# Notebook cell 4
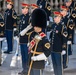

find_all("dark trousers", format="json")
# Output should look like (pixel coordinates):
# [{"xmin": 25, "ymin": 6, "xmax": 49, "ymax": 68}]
[
  {"xmin": 51, "ymin": 52, "xmax": 63, "ymax": 75},
  {"xmin": 63, "ymin": 45, "xmax": 68, "ymax": 68},
  {"xmin": 5, "ymin": 30, "xmax": 13, "ymax": 52},
  {"xmin": 63, "ymin": 53, "xmax": 68, "ymax": 68},
  {"xmin": 72, "ymin": 30, "xmax": 74, "ymax": 44},
  {"xmin": 67, "ymin": 44, "xmax": 72, "ymax": 55},
  {"xmin": 30, "ymin": 69, "xmax": 43, "ymax": 75},
  {"xmin": 20, "ymin": 44, "xmax": 28, "ymax": 72}
]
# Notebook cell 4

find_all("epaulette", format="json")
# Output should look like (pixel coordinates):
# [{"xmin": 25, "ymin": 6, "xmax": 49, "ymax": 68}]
[{"xmin": 39, "ymin": 32, "xmax": 46, "ymax": 38}]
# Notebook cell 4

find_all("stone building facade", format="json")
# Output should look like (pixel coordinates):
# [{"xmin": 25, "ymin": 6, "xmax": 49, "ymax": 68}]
[
  {"xmin": 0, "ymin": 0, "xmax": 36, "ymax": 14},
  {"xmin": 0, "ymin": 0, "xmax": 66, "ymax": 14}
]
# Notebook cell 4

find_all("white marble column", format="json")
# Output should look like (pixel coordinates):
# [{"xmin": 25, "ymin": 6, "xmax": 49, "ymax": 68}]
[{"xmin": 3, "ymin": 0, "xmax": 6, "ymax": 11}]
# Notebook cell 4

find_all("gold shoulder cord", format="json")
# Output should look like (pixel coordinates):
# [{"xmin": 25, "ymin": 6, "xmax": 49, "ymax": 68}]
[
  {"xmin": 45, "ymin": 1, "xmax": 51, "ymax": 11},
  {"xmin": 72, "ymin": 2, "xmax": 76, "ymax": 18},
  {"xmin": 67, "ymin": 7, "xmax": 73, "ymax": 27},
  {"xmin": 61, "ymin": 25, "xmax": 64, "ymax": 35},
  {"xmin": 0, "ymin": 14, "xmax": 4, "ymax": 19},
  {"xmin": 45, "ymin": 0, "xmax": 47, "ymax": 8},
  {"xmin": 12, "ymin": 9, "xmax": 17, "ymax": 19},
  {"xmin": 27, "ymin": 31, "xmax": 34, "ymax": 43},
  {"xmin": 45, "ymin": 43, "xmax": 50, "ymax": 49},
  {"xmin": 67, "ymin": 19, "xmax": 70, "ymax": 27}
]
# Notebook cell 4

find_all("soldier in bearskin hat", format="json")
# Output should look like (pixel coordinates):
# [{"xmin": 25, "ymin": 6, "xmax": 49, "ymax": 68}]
[{"xmin": 27, "ymin": 8, "xmax": 51, "ymax": 75}]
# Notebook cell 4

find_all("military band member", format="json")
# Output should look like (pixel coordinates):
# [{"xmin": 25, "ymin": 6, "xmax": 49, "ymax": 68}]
[
  {"xmin": 60, "ymin": 6, "xmax": 69, "ymax": 26},
  {"xmin": 0, "ymin": 13, "xmax": 5, "ymax": 50},
  {"xmin": 49, "ymin": 11, "xmax": 68, "ymax": 75},
  {"xmin": 65, "ymin": 0, "xmax": 74, "ymax": 14},
  {"xmin": 4, "ymin": 0, "xmax": 17, "ymax": 54},
  {"xmin": 0, "ymin": 14, "xmax": 5, "ymax": 38},
  {"xmin": 60, "ymin": 6, "xmax": 69, "ymax": 69},
  {"xmin": 65, "ymin": 0, "xmax": 76, "ymax": 25},
  {"xmin": 67, "ymin": 19, "xmax": 74, "ymax": 55},
  {"xmin": 27, "ymin": 8, "xmax": 51, "ymax": 75},
  {"xmin": 19, "ymin": 4, "xmax": 39, "ymax": 43},
  {"xmin": 31, "ymin": 4, "xmax": 39, "ymax": 13},
  {"xmin": 0, "ymin": 13, "xmax": 4, "ymax": 66},
  {"xmin": 70, "ymin": 2, "xmax": 76, "ymax": 26},
  {"xmin": 65, "ymin": 0, "xmax": 76, "ymax": 44},
  {"xmin": 18, "ymin": 3, "xmax": 30, "ymax": 75}
]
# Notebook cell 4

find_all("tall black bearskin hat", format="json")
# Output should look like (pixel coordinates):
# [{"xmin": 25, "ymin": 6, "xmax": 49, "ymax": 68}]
[{"xmin": 31, "ymin": 8, "xmax": 47, "ymax": 29}]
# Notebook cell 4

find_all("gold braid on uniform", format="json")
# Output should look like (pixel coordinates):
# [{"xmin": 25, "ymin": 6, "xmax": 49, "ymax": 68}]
[
  {"xmin": 67, "ymin": 19, "xmax": 70, "ymax": 27},
  {"xmin": 72, "ymin": 2, "xmax": 76, "ymax": 18},
  {"xmin": 72, "ymin": 12, "xmax": 76, "ymax": 18},
  {"xmin": 69, "ymin": 24, "xmax": 75, "ymax": 30},
  {"xmin": 68, "ymin": 34, "xmax": 72, "ymax": 39},
  {"xmin": 63, "ymin": 32, "xmax": 68, "ymax": 37},
  {"xmin": 45, "ymin": 1, "xmax": 51, "ymax": 11},
  {"xmin": 0, "ymin": 14, "xmax": 4, "ymax": 19},
  {"xmin": 61, "ymin": 25, "xmax": 68, "ymax": 37},
  {"xmin": 0, "ymin": 22, "xmax": 4, "ymax": 27},
  {"xmin": 0, "ymin": 31, "xmax": 4, "ymax": 36},
  {"xmin": 45, "ymin": 43, "xmax": 50, "ymax": 49},
  {"xmin": 47, "ymin": 5, "xmax": 51, "ymax": 11},
  {"xmin": 0, "ymin": 14, "xmax": 4, "ymax": 27},
  {"xmin": 27, "ymin": 31, "xmax": 34, "ymax": 44},
  {"xmin": 62, "ymin": 43, "xmax": 67, "ymax": 49},
  {"xmin": 12, "ymin": 9, "xmax": 17, "ymax": 19}
]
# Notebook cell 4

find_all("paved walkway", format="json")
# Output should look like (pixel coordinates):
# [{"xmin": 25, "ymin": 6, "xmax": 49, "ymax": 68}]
[{"xmin": 0, "ymin": 38, "xmax": 76, "ymax": 75}]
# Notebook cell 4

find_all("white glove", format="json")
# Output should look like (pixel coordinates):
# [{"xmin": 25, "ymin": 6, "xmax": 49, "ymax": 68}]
[
  {"xmin": 14, "ymin": 28, "xmax": 17, "ymax": 31},
  {"xmin": 31, "ymin": 53, "xmax": 47, "ymax": 61},
  {"xmin": 20, "ymin": 24, "xmax": 32, "ymax": 36},
  {"xmin": 0, "ymin": 38, "xmax": 5, "ymax": 41},
  {"xmin": 40, "ymin": 5, "xmax": 42, "ymax": 8},
  {"xmin": 67, "ymin": 41, "xmax": 71, "ymax": 44},
  {"xmin": 47, "ymin": 21, "xmax": 49, "ymax": 26},
  {"xmin": 61, "ymin": 50, "xmax": 66, "ymax": 55},
  {"xmin": 49, "ymin": 16, "xmax": 53, "ymax": 22}
]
